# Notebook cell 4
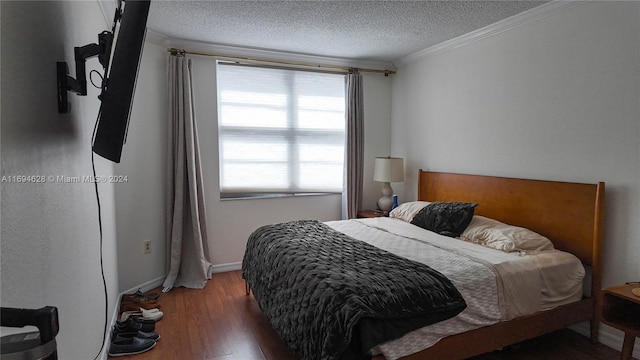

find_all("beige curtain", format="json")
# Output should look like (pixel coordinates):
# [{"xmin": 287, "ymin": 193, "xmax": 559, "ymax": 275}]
[
  {"xmin": 163, "ymin": 54, "xmax": 213, "ymax": 292},
  {"xmin": 342, "ymin": 71, "xmax": 364, "ymax": 219}
]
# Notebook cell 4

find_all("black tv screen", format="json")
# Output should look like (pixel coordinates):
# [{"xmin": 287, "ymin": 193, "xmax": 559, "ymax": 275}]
[{"xmin": 92, "ymin": 0, "xmax": 151, "ymax": 163}]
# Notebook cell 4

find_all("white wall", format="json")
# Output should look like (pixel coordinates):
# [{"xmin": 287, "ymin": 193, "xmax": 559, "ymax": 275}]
[
  {"xmin": 188, "ymin": 55, "xmax": 392, "ymax": 266},
  {"xmin": 1, "ymin": 1, "xmax": 119, "ymax": 358},
  {"xmin": 362, "ymin": 74, "xmax": 394, "ymax": 209},
  {"xmin": 114, "ymin": 41, "xmax": 168, "ymax": 291},
  {"xmin": 391, "ymin": 1, "xmax": 639, "ymax": 354}
]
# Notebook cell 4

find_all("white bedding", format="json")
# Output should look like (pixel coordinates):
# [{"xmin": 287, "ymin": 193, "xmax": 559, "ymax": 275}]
[{"xmin": 326, "ymin": 217, "xmax": 584, "ymax": 360}]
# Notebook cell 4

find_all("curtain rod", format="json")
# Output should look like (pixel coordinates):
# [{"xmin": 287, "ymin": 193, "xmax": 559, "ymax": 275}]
[
  {"xmin": 167, "ymin": 48, "xmax": 396, "ymax": 76},
  {"xmin": 218, "ymin": 61, "xmax": 347, "ymax": 76}
]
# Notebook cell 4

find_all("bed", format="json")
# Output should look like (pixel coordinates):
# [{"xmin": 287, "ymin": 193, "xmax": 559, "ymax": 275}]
[{"xmin": 242, "ymin": 170, "xmax": 605, "ymax": 360}]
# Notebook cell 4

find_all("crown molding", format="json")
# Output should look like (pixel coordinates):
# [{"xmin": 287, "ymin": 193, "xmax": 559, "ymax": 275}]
[
  {"xmin": 145, "ymin": 30, "xmax": 395, "ymax": 71},
  {"xmin": 394, "ymin": 1, "xmax": 590, "ymax": 67},
  {"xmin": 145, "ymin": 29, "xmax": 172, "ymax": 48}
]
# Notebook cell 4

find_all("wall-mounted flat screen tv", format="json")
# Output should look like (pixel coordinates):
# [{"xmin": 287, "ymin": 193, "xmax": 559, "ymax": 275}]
[{"xmin": 92, "ymin": 0, "xmax": 151, "ymax": 163}]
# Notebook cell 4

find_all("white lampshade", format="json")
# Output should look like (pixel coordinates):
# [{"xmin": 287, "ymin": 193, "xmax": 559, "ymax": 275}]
[{"xmin": 373, "ymin": 157, "xmax": 404, "ymax": 183}]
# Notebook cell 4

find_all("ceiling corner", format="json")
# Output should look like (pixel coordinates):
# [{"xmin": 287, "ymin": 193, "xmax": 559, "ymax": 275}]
[{"xmin": 394, "ymin": 1, "xmax": 588, "ymax": 67}]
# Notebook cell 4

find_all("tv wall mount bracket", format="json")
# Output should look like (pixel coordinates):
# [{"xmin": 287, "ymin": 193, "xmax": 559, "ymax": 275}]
[{"xmin": 56, "ymin": 31, "xmax": 114, "ymax": 114}]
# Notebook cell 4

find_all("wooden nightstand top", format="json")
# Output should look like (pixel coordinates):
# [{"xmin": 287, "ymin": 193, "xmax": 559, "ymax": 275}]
[
  {"xmin": 604, "ymin": 284, "xmax": 640, "ymax": 305},
  {"xmin": 357, "ymin": 209, "xmax": 385, "ymax": 218}
]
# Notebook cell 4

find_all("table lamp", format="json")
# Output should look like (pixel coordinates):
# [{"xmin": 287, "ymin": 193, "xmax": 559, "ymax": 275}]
[{"xmin": 373, "ymin": 157, "xmax": 404, "ymax": 215}]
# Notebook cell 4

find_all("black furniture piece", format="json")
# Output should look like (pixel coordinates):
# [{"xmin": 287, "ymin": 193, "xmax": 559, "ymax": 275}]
[{"xmin": 1, "ymin": 306, "xmax": 59, "ymax": 360}]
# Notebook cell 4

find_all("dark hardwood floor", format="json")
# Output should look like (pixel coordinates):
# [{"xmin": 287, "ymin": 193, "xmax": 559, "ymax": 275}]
[{"xmin": 116, "ymin": 271, "xmax": 628, "ymax": 360}]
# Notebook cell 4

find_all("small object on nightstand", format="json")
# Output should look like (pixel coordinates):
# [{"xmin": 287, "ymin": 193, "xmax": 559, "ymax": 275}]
[
  {"xmin": 601, "ymin": 284, "xmax": 640, "ymax": 360},
  {"xmin": 357, "ymin": 210, "xmax": 385, "ymax": 218}
]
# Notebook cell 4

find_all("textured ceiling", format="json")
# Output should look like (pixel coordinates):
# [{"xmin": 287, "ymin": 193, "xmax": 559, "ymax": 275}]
[{"xmin": 148, "ymin": 1, "xmax": 547, "ymax": 63}]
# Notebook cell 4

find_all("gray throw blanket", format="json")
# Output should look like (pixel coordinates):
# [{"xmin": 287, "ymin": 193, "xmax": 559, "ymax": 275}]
[{"xmin": 242, "ymin": 220, "xmax": 466, "ymax": 360}]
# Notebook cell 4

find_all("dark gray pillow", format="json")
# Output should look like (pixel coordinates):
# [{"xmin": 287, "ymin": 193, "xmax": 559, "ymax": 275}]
[{"xmin": 410, "ymin": 201, "xmax": 478, "ymax": 237}]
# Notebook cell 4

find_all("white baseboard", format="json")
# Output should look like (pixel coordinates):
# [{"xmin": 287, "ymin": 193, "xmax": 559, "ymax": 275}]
[
  {"xmin": 212, "ymin": 261, "xmax": 242, "ymax": 273},
  {"xmin": 100, "ymin": 275, "xmax": 167, "ymax": 360},
  {"xmin": 121, "ymin": 275, "xmax": 167, "ymax": 296},
  {"xmin": 571, "ymin": 321, "xmax": 640, "ymax": 359},
  {"xmin": 98, "ymin": 300, "xmax": 121, "ymax": 360},
  {"xmin": 99, "ymin": 267, "xmax": 239, "ymax": 359}
]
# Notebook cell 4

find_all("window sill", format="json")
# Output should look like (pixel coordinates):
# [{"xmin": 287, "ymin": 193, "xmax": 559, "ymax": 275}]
[{"xmin": 220, "ymin": 192, "xmax": 340, "ymax": 201}]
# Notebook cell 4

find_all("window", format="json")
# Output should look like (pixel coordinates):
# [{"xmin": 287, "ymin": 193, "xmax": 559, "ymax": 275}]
[{"xmin": 217, "ymin": 63, "xmax": 346, "ymax": 198}]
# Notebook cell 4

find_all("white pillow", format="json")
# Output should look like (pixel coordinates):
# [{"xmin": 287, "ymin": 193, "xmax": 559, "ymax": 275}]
[
  {"xmin": 389, "ymin": 201, "xmax": 431, "ymax": 222},
  {"xmin": 459, "ymin": 216, "xmax": 554, "ymax": 253}
]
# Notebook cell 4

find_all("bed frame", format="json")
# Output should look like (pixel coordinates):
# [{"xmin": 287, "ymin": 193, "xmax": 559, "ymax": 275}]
[{"xmin": 373, "ymin": 170, "xmax": 605, "ymax": 360}]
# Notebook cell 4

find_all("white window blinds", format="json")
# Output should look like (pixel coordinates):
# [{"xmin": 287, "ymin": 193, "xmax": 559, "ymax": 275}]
[{"xmin": 217, "ymin": 63, "xmax": 346, "ymax": 196}]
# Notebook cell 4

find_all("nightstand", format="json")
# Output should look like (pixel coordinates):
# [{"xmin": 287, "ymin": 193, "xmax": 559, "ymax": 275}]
[
  {"xmin": 601, "ymin": 284, "xmax": 640, "ymax": 360},
  {"xmin": 357, "ymin": 210, "xmax": 385, "ymax": 218}
]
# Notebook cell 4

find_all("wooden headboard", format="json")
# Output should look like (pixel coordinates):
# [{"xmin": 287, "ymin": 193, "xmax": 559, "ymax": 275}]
[{"xmin": 418, "ymin": 171, "xmax": 605, "ymax": 292}]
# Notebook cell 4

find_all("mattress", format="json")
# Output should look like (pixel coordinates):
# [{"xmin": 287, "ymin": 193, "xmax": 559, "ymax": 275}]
[{"xmin": 326, "ymin": 217, "xmax": 585, "ymax": 360}]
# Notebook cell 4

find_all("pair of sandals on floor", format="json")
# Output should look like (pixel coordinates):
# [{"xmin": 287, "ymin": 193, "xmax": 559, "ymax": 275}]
[{"xmin": 120, "ymin": 289, "xmax": 164, "ymax": 322}]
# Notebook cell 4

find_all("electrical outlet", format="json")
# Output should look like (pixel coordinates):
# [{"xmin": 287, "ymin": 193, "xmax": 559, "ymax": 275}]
[{"xmin": 143, "ymin": 240, "xmax": 151, "ymax": 254}]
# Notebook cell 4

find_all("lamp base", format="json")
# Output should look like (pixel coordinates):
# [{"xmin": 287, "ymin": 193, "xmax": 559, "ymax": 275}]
[
  {"xmin": 377, "ymin": 182, "xmax": 394, "ymax": 215},
  {"xmin": 377, "ymin": 197, "xmax": 393, "ymax": 215}
]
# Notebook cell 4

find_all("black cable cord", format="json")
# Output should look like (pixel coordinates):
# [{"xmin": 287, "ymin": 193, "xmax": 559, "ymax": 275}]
[
  {"xmin": 87, "ymin": 3, "xmax": 119, "ymax": 357},
  {"xmin": 89, "ymin": 70, "xmax": 104, "ymax": 90},
  {"xmin": 90, "ymin": 109, "xmax": 109, "ymax": 360}
]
